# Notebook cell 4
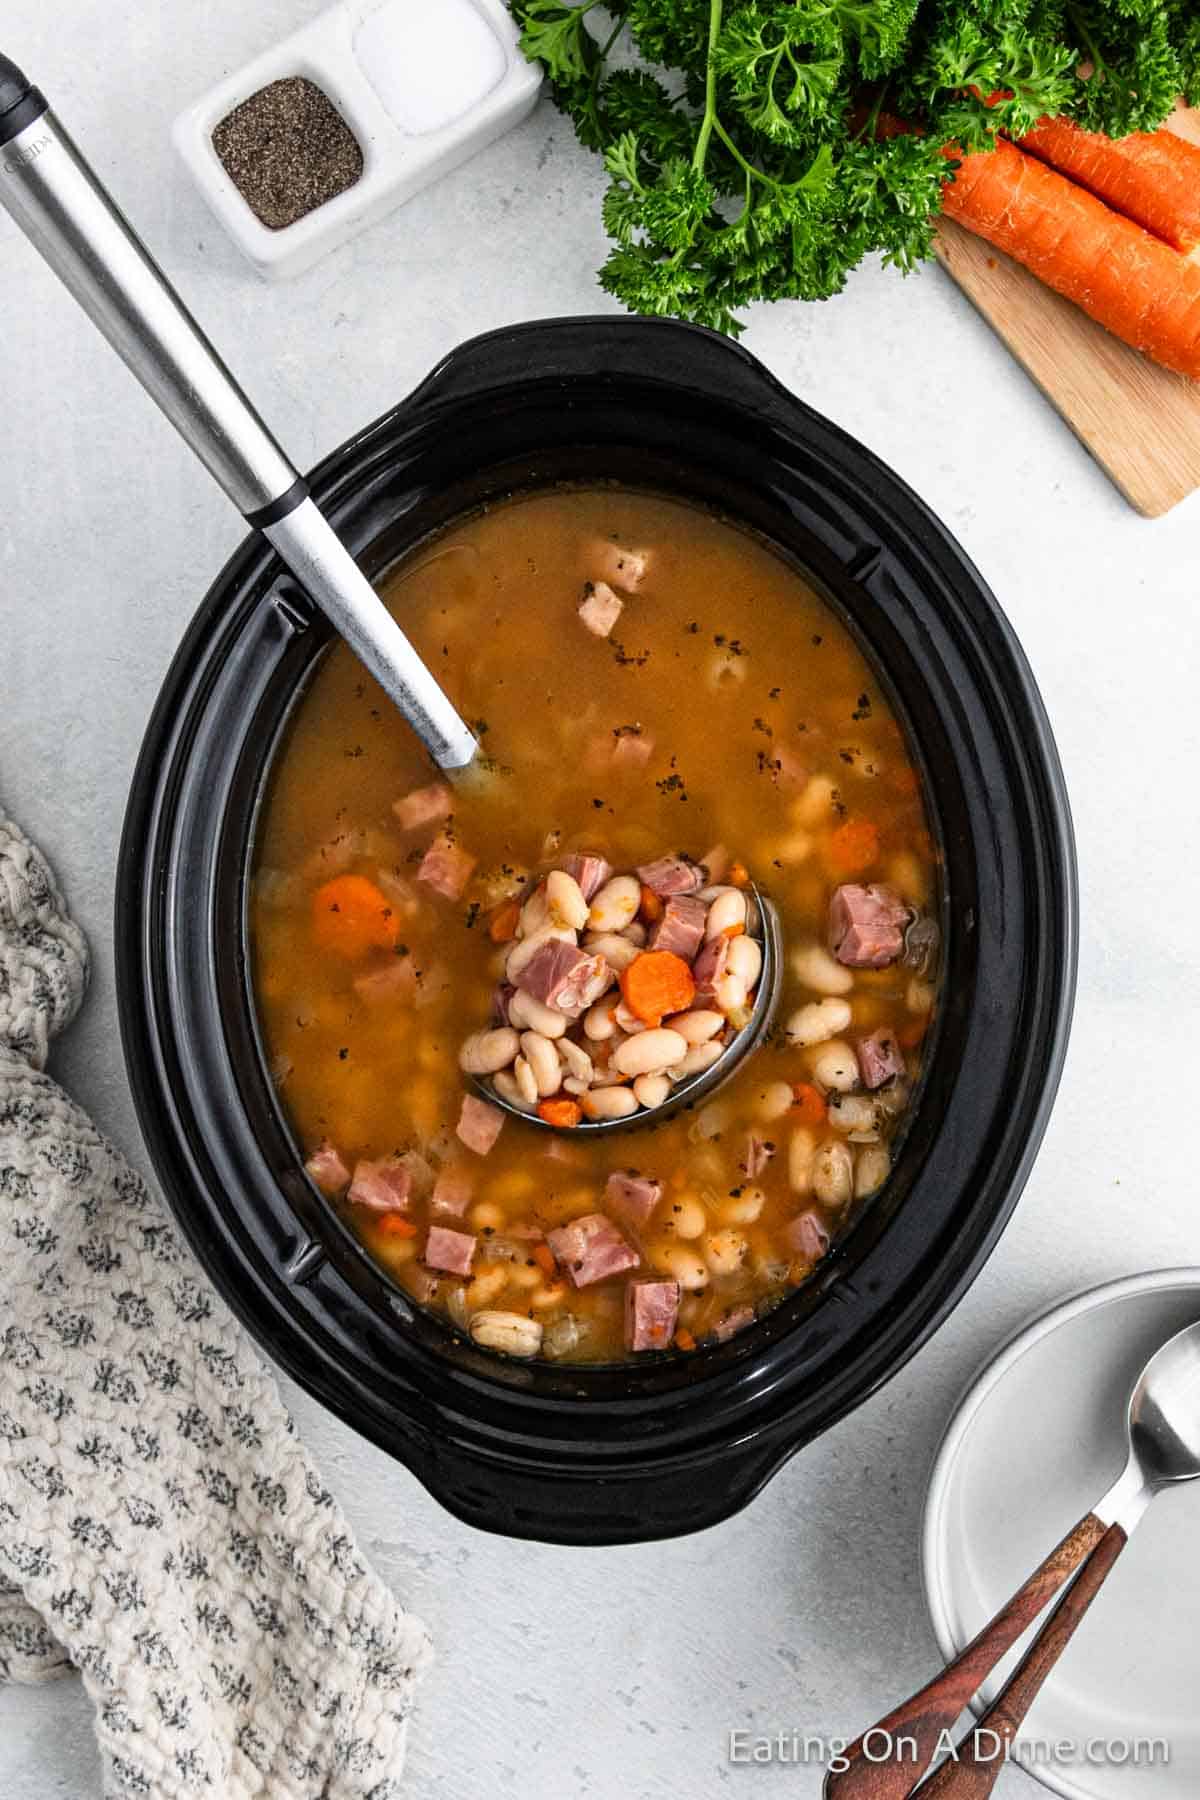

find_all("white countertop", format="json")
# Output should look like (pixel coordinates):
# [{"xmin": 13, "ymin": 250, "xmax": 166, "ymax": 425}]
[{"xmin": 3, "ymin": 6, "xmax": 1198, "ymax": 1797}]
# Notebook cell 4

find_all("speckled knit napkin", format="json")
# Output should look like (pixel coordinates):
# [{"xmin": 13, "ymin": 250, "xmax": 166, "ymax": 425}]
[{"xmin": 0, "ymin": 810, "xmax": 432, "ymax": 1798}]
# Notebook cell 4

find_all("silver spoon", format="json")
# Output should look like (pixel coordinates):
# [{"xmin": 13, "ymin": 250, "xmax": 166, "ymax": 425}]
[
  {"xmin": 472, "ymin": 884, "xmax": 784, "ymax": 1133},
  {"xmin": 0, "ymin": 51, "xmax": 476, "ymax": 771},
  {"xmin": 827, "ymin": 1316, "xmax": 1200, "ymax": 1800}
]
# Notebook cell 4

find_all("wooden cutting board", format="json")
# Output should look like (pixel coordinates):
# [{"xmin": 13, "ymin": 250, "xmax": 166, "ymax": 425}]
[{"xmin": 934, "ymin": 107, "xmax": 1200, "ymax": 516}]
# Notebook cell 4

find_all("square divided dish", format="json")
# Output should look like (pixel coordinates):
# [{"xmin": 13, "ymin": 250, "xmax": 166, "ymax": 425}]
[{"xmin": 173, "ymin": 0, "xmax": 542, "ymax": 279}]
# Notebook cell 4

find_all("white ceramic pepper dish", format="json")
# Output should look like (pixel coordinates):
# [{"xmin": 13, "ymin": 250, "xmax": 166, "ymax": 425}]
[
  {"xmin": 173, "ymin": 0, "xmax": 541, "ymax": 279},
  {"xmin": 923, "ymin": 1269, "xmax": 1200, "ymax": 1800}
]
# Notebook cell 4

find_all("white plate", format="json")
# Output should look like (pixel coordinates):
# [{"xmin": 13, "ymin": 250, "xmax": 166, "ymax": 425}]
[{"xmin": 923, "ymin": 1270, "xmax": 1200, "ymax": 1800}]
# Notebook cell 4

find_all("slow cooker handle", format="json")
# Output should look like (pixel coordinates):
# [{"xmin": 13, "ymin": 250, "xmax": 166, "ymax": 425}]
[
  {"xmin": 408, "ymin": 315, "xmax": 813, "ymax": 434},
  {"xmin": 0, "ymin": 52, "xmax": 477, "ymax": 770}
]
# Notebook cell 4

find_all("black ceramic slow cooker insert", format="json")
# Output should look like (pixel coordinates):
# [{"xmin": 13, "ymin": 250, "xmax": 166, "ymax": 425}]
[{"xmin": 117, "ymin": 317, "xmax": 1076, "ymax": 1545}]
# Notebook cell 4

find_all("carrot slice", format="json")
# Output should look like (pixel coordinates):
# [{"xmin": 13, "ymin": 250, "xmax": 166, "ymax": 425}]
[
  {"xmin": 537, "ymin": 1098, "xmax": 582, "ymax": 1128},
  {"xmin": 1020, "ymin": 115, "xmax": 1200, "ymax": 255},
  {"xmin": 638, "ymin": 884, "xmax": 664, "ymax": 923},
  {"xmin": 532, "ymin": 1242, "xmax": 558, "ymax": 1277},
  {"xmin": 827, "ymin": 818, "xmax": 880, "ymax": 877},
  {"xmin": 311, "ymin": 874, "xmax": 399, "ymax": 959},
  {"xmin": 941, "ymin": 138, "xmax": 1200, "ymax": 381},
  {"xmin": 674, "ymin": 1327, "xmax": 697, "ymax": 1352},
  {"xmin": 376, "ymin": 1213, "xmax": 417, "ymax": 1237},
  {"xmin": 727, "ymin": 860, "xmax": 750, "ymax": 888},
  {"xmin": 488, "ymin": 897, "xmax": 521, "ymax": 943},
  {"xmin": 792, "ymin": 1082, "xmax": 828, "ymax": 1128},
  {"xmin": 619, "ymin": 949, "xmax": 696, "ymax": 1026}
]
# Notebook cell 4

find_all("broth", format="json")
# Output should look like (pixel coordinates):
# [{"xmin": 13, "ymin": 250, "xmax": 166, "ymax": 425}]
[{"xmin": 251, "ymin": 488, "xmax": 940, "ymax": 1363}]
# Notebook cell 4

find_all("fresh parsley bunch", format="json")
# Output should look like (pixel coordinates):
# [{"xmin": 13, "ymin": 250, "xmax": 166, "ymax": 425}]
[{"xmin": 510, "ymin": 0, "xmax": 1200, "ymax": 333}]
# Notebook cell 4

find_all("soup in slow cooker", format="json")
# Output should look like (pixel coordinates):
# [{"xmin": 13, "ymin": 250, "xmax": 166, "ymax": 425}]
[{"xmin": 251, "ymin": 489, "xmax": 940, "ymax": 1363}]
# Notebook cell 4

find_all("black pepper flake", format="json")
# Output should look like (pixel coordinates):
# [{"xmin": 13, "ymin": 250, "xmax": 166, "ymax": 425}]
[
  {"xmin": 811, "ymin": 633, "xmax": 823, "ymax": 646},
  {"xmin": 212, "ymin": 77, "xmax": 364, "ymax": 232},
  {"xmin": 768, "ymin": 686, "xmax": 782, "ymax": 700},
  {"xmin": 464, "ymin": 902, "xmax": 481, "ymax": 930},
  {"xmin": 337, "ymin": 1047, "xmax": 349, "ymax": 1061}
]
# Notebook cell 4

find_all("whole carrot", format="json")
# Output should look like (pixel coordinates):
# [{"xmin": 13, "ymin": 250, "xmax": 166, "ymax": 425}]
[
  {"xmin": 1020, "ymin": 116, "xmax": 1200, "ymax": 255},
  {"xmin": 942, "ymin": 140, "xmax": 1200, "ymax": 382}
]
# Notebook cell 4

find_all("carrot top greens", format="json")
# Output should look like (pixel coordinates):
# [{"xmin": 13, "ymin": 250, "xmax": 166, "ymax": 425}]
[{"xmin": 509, "ymin": 0, "xmax": 1200, "ymax": 334}]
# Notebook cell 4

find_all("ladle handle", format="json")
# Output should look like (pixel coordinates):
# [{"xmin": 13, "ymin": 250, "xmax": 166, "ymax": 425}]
[
  {"xmin": 824, "ymin": 1512, "xmax": 1107, "ymax": 1800},
  {"xmin": 0, "ymin": 54, "xmax": 476, "ymax": 769},
  {"xmin": 917, "ymin": 1522, "xmax": 1127, "ymax": 1800}
]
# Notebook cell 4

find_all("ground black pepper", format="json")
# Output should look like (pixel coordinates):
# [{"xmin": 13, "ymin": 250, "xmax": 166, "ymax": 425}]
[{"xmin": 212, "ymin": 76, "xmax": 363, "ymax": 232}]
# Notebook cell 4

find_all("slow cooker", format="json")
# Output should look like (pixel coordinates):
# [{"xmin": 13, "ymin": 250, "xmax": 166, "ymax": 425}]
[{"xmin": 117, "ymin": 316, "xmax": 1076, "ymax": 1544}]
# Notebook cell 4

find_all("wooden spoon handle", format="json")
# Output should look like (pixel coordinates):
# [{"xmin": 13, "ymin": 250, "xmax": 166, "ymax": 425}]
[
  {"xmin": 823, "ymin": 1512, "xmax": 1107, "ymax": 1800},
  {"xmin": 918, "ymin": 1522, "xmax": 1128, "ymax": 1799}
]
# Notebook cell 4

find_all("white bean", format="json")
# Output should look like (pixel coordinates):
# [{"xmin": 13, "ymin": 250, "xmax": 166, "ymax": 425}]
[
  {"xmin": 667, "ymin": 1196, "xmax": 706, "ymax": 1238},
  {"xmin": 470, "ymin": 1310, "xmax": 543, "ymax": 1358},
  {"xmin": 518, "ymin": 885, "xmax": 549, "ymax": 938},
  {"xmin": 588, "ymin": 874, "xmax": 641, "ymax": 933},
  {"xmin": 611, "ymin": 1028, "xmax": 689, "ymax": 1078},
  {"xmin": 706, "ymin": 889, "xmax": 747, "ymax": 940},
  {"xmin": 855, "ymin": 1144, "xmax": 891, "ymax": 1198},
  {"xmin": 581, "ymin": 1085, "xmax": 639, "ymax": 1121},
  {"xmin": 507, "ymin": 989, "xmax": 568, "ymax": 1038},
  {"xmin": 583, "ymin": 932, "xmax": 641, "ymax": 973},
  {"xmin": 726, "ymin": 934, "xmax": 762, "ymax": 988},
  {"xmin": 665, "ymin": 1008, "xmax": 725, "ymax": 1044},
  {"xmin": 906, "ymin": 977, "xmax": 934, "ymax": 1016},
  {"xmin": 787, "ymin": 998, "xmax": 852, "ymax": 1048},
  {"xmin": 719, "ymin": 1185, "xmax": 765, "ymax": 1224},
  {"xmin": 792, "ymin": 772, "xmax": 837, "ymax": 827},
  {"xmin": 692, "ymin": 1100, "xmax": 731, "ymax": 1142},
  {"xmin": 712, "ymin": 971, "xmax": 748, "ymax": 1017},
  {"xmin": 563, "ymin": 1076, "xmax": 589, "ymax": 1096},
  {"xmin": 828, "ymin": 1094, "xmax": 876, "ymax": 1134},
  {"xmin": 788, "ymin": 1126, "xmax": 816, "ymax": 1194},
  {"xmin": 667, "ymin": 1041, "xmax": 723, "ymax": 1080},
  {"xmin": 458, "ymin": 1027, "xmax": 520, "ymax": 1075},
  {"xmin": 513, "ymin": 1055, "xmax": 539, "ymax": 1107},
  {"xmin": 810, "ymin": 1039, "xmax": 859, "ymax": 1092},
  {"xmin": 614, "ymin": 1000, "xmax": 649, "ymax": 1035},
  {"xmin": 622, "ymin": 920, "xmax": 647, "ymax": 947},
  {"xmin": 493, "ymin": 1068, "xmax": 535, "ymax": 1112},
  {"xmin": 791, "ymin": 943, "xmax": 854, "ymax": 996},
  {"xmin": 704, "ymin": 1229, "xmax": 748, "ymax": 1275},
  {"xmin": 520, "ymin": 1031, "xmax": 562, "ymax": 1097},
  {"xmin": 557, "ymin": 1037, "xmax": 594, "ymax": 1082},
  {"xmin": 546, "ymin": 869, "xmax": 590, "ymax": 931},
  {"xmin": 650, "ymin": 1242, "xmax": 709, "ymax": 1290},
  {"xmin": 633, "ymin": 1072, "xmax": 672, "ymax": 1109},
  {"xmin": 813, "ymin": 1139, "xmax": 854, "ymax": 1208},
  {"xmin": 754, "ymin": 1080, "xmax": 796, "ymax": 1123},
  {"xmin": 506, "ymin": 925, "xmax": 576, "ymax": 981},
  {"xmin": 583, "ymin": 994, "xmax": 620, "ymax": 1040}
]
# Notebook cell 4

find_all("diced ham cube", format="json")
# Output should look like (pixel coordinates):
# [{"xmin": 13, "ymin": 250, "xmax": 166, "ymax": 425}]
[
  {"xmin": 637, "ymin": 855, "xmax": 706, "ymax": 896},
  {"xmin": 547, "ymin": 1213, "xmax": 639, "ymax": 1288},
  {"xmin": 691, "ymin": 933, "xmax": 729, "ymax": 1001},
  {"xmin": 393, "ymin": 782, "xmax": 453, "ymax": 832},
  {"xmin": 649, "ymin": 894, "xmax": 707, "ymax": 961},
  {"xmin": 424, "ymin": 1225, "xmax": 477, "ymax": 1277},
  {"xmin": 304, "ymin": 1141, "xmax": 350, "ymax": 1197},
  {"xmin": 418, "ymin": 835, "xmax": 477, "ymax": 901},
  {"xmin": 785, "ymin": 1210, "xmax": 830, "ymax": 1263},
  {"xmin": 713, "ymin": 1304, "xmax": 755, "ymax": 1343},
  {"xmin": 431, "ymin": 1163, "xmax": 474, "ymax": 1216},
  {"xmin": 605, "ymin": 1170, "xmax": 662, "ymax": 1226},
  {"xmin": 347, "ymin": 1158, "xmax": 413, "ymax": 1213},
  {"xmin": 578, "ymin": 580, "xmax": 624, "ymax": 638},
  {"xmin": 515, "ymin": 940, "xmax": 610, "ymax": 1015},
  {"xmin": 354, "ymin": 955, "xmax": 419, "ymax": 1005},
  {"xmin": 830, "ymin": 883, "xmax": 908, "ymax": 968},
  {"xmin": 559, "ymin": 853, "xmax": 612, "ymax": 902},
  {"xmin": 624, "ymin": 1279, "xmax": 679, "ymax": 1352},
  {"xmin": 456, "ymin": 1093, "xmax": 505, "ymax": 1156},
  {"xmin": 738, "ymin": 1133, "xmax": 775, "ymax": 1179},
  {"xmin": 857, "ymin": 1029, "xmax": 906, "ymax": 1089},
  {"xmin": 590, "ymin": 541, "xmax": 649, "ymax": 591}
]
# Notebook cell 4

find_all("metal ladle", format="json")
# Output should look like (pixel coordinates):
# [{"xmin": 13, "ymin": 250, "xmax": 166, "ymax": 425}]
[
  {"xmin": 471, "ymin": 884, "xmax": 784, "ymax": 1133},
  {"xmin": 0, "ymin": 51, "xmax": 476, "ymax": 771}
]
